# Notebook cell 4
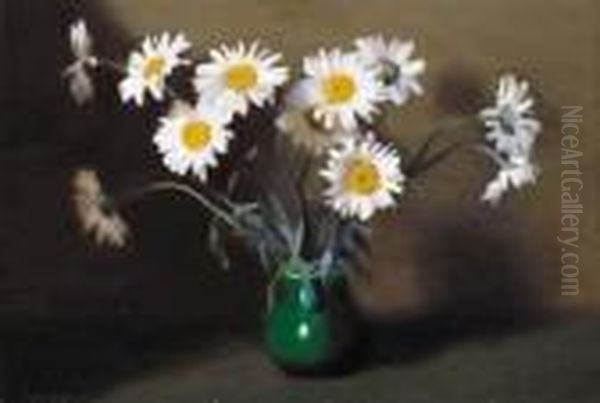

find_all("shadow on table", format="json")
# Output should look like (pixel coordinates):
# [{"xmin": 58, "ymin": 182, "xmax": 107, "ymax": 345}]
[{"xmin": 362, "ymin": 206, "xmax": 550, "ymax": 369}]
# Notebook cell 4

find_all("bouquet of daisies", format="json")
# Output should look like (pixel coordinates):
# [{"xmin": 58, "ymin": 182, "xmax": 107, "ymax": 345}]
[{"xmin": 66, "ymin": 20, "xmax": 541, "ymax": 283}]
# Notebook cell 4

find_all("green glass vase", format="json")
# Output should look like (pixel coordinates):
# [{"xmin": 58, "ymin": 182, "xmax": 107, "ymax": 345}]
[{"xmin": 264, "ymin": 258, "xmax": 360, "ymax": 374}]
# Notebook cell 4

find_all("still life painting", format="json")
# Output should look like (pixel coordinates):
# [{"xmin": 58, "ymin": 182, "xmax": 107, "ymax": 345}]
[{"xmin": 0, "ymin": 0, "xmax": 597, "ymax": 402}]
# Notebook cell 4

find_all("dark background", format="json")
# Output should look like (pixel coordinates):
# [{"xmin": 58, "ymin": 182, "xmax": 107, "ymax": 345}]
[
  {"xmin": 0, "ymin": 0, "xmax": 598, "ymax": 401},
  {"xmin": 0, "ymin": 1, "xmax": 268, "ymax": 399}
]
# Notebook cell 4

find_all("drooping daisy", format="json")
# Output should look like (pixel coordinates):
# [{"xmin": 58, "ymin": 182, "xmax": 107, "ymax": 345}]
[
  {"xmin": 294, "ymin": 48, "xmax": 384, "ymax": 131},
  {"xmin": 320, "ymin": 133, "xmax": 404, "ymax": 221},
  {"xmin": 64, "ymin": 19, "xmax": 98, "ymax": 105},
  {"xmin": 480, "ymin": 74, "xmax": 541, "ymax": 157},
  {"xmin": 72, "ymin": 169, "xmax": 129, "ymax": 248},
  {"xmin": 153, "ymin": 101, "xmax": 234, "ymax": 181},
  {"xmin": 194, "ymin": 41, "xmax": 289, "ymax": 117},
  {"xmin": 480, "ymin": 149, "xmax": 539, "ymax": 205},
  {"xmin": 119, "ymin": 32, "xmax": 191, "ymax": 106},
  {"xmin": 69, "ymin": 19, "xmax": 95, "ymax": 64},
  {"xmin": 276, "ymin": 107, "xmax": 349, "ymax": 155},
  {"xmin": 354, "ymin": 35, "xmax": 426, "ymax": 106},
  {"xmin": 479, "ymin": 74, "xmax": 541, "ymax": 204}
]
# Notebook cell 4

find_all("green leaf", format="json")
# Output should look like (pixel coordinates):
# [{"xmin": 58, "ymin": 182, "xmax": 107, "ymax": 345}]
[{"xmin": 208, "ymin": 220, "xmax": 230, "ymax": 271}]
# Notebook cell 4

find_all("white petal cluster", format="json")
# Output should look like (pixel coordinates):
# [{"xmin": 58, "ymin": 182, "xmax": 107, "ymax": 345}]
[
  {"xmin": 194, "ymin": 41, "xmax": 289, "ymax": 118},
  {"xmin": 481, "ymin": 154, "xmax": 539, "ymax": 205},
  {"xmin": 72, "ymin": 169, "xmax": 129, "ymax": 248},
  {"xmin": 481, "ymin": 74, "xmax": 541, "ymax": 157},
  {"xmin": 64, "ymin": 19, "xmax": 98, "ymax": 105},
  {"xmin": 320, "ymin": 133, "xmax": 405, "ymax": 221},
  {"xmin": 480, "ymin": 74, "xmax": 541, "ymax": 204},
  {"xmin": 354, "ymin": 35, "xmax": 425, "ymax": 106},
  {"xmin": 119, "ymin": 32, "xmax": 191, "ymax": 106},
  {"xmin": 63, "ymin": 20, "xmax": 544, "ymax": 226},
  {"xmin": 290, "ymin": 48, "xmax": 384, "ymax": 131},
  {"xmin": 153, "ymin": 101, "xmax": 234, "ymax": 182}
]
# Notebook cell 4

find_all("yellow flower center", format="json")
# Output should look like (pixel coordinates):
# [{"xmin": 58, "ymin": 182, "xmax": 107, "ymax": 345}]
[
  {"xmin": 225, "ymin": 63, "xmax": 258, "ymax": 92},
  {"xmin": 181, "ymin": 121, "xmax": 212, "ymax": 152},
  {"xmin": 143, "ymin": 56, "xmax": 166, "ymax": 81},
  {"xmin": 323, "ymin": 73, "xmax": 357, "ymax": 104},
  {"xmin": 343, "ymin": 158, "xmax": 381, "ymax": 195}
]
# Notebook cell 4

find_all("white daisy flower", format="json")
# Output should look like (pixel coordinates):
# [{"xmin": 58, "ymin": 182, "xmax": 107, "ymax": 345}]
[
  {"xmin": 293, "ymin": 48, "xmax": 383, "ymax": 131},
  {"xmin": 64, "ymin": 19, "xmax": 98, "ymax": 105},
  {"xmin": 194, "ymin": 41, "xmax": 289, "ymax": 117},
  {"xmin": 479, "ymin": 74, "xmax": 541, "ymax": 204},
  {"xmin": 480, "ymin": 74, "xmax": 541, "ymax": 157},
  {"xmin": 119, "ymin": 32, "xmax": 191, "ymax": 106},
  {"xmin": 480, "ymin": 149, "xmax": 539, "ymax": 205},
  {"xmin": 355, "ymin": 35, "xmax": 426, "ymax": 106},
  {"xmin": 72, "ymin": 169, "xmax": 129, "ymax": 248},
  {"xmin": 153, "ymin": 101, "xmax": 234, "ymax": 181},
  {"xmin": 320, "ymin": 133, "xmax": 404, "ymax": 221}
]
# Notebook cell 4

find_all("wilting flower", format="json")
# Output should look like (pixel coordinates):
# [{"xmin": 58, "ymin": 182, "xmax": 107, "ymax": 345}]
[
  {"xmin": 276, "ymin": 107, "xmax": 349, "ymax": 155},
  {"xmin": 72, "ymin": 169, "xmax": 129, "ymax": 248},
  {"xmin": 480, "ymin": 74, "xmax": 541, "ymax": 157},
  {"xmin": 480, "ymin": 74, "xmax": 541, "ymax": 204},
  {"xmin": 320, "ymin": 134, "xmax": 404, "ymax": 221},
  {"xmin": 354, "ymin": 34, "xmax": 425, "ymax": 106},
  {"xmin": 194, "ymin": 41, "xmax": 289, "ymax": 117},
  {"xmin": 64, "ymin": 19, "xmax": 98, "ymax": 105},
  {"xmin": 153, "ymin": 101, "xmax": 234, "ymax": 181},
  {"xmin": 119, "ymin": 32, "xmax": 191, "ymax": 106},
  {"xmin": 293, "ymin": 48, "xmax": 383, "ymax": 131},
  {"xmin": 480, "ymin": 149, "xmax": 539, "ymax": 205}
]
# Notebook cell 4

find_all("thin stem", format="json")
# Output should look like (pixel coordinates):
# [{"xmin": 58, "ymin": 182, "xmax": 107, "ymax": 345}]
[
  {"xmin": 405, "ymin": 116, "xmax": 481, "ymax": 178},
  {"xmin": 117, "ymin": 181, "xmax": 242, "ymax": 231},
  {"xmin": 292, "ymin": 156, "xmax": 311, "ymax": 259},
  {"xmin": 267, "ymin": 264, "xmax": 287, "ymax": 311},
  {"xmin": 408, "ymin": 139, "xmax": 474, "ymax": 178},
  {"xmin": 320, "ymin": 213, "xmax": 340, "ymax": 270},
  {"xmin": 164, "ymin": 86, "xmax": 179, "ymax": 100},
  {"xmin": 98, "ymin": 59, "xmax": 126, "ymax": 74},
  {"xmin": 476, "ymin": 144, "xmax": 514, "ymax": 169}
]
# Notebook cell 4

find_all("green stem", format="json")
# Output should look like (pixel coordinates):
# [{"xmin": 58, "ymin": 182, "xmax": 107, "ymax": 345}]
[
  {"xmin": 117, "ymin": 181, "xmax": 242, "ymax": 231},
  {"xmin": 408, "ymin": 139, "xmax": 473, "ymax": 178},
  {"xmin": 267, "ymin": 264, "xmax": 287, "ymax": 311},
  {"xmin": 98, "ymin": 59, "xmax": 125, "ymax": 74},
  {"xmin": 405, "ymin": 116, "xmax": 481, "ymax": 178}
]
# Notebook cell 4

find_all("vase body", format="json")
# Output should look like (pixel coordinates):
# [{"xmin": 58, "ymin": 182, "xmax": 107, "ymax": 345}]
[{"xmin": 264, "ymin": 259, "xmax": 360, "ymax": 374}]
